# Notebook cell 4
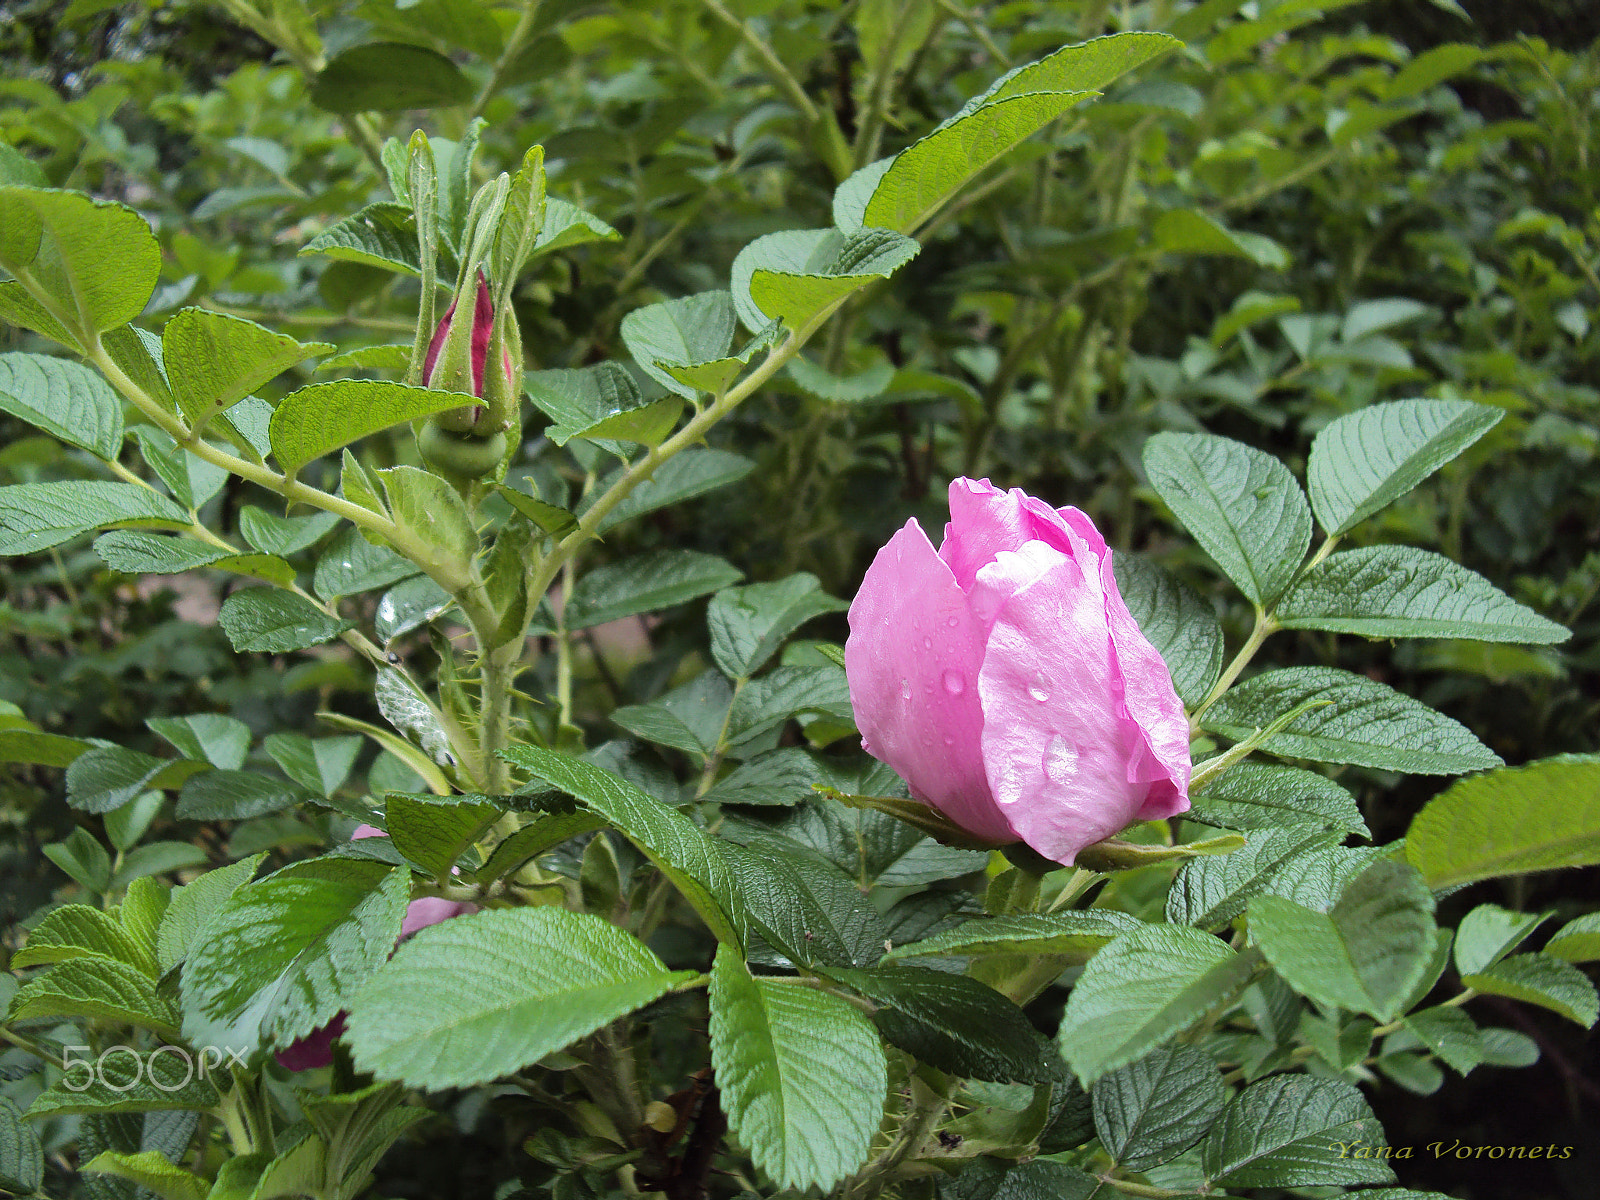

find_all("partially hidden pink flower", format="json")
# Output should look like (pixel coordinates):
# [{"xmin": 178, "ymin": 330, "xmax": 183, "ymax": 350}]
[
  {"xmin": 844, "ymin": 478, "xmax": 1191, "ymax": 866},
  {"xmin": 274, "ymin": 824, "xmax": 476, "ymax": 1071}
]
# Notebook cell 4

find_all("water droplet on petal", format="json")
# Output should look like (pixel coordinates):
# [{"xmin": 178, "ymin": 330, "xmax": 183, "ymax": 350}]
[
  {"xmin": 946, "ymin": 615, "xmax": 960, "ymax": 627},
  {"xmin": 899, "ymin": 679, "xmax": 912, "ymax": 700},
  {"xmin": 923, "ymin": 635, "xmax": 933, "ymax": 650},
  {"xmin": 1028, "ymin": 684, "xmax": 1050, "ymax": 703},
  {"xmin": 1043, "ymin": 736, "xmax": 1079, "ymax": 782},
  {"xmin": 942, "ymin": 670, "xmax": 965, "ymax": 696}
]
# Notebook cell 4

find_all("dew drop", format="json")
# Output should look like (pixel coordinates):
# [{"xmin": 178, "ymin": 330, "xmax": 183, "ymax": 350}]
[
  {"xmin": 923, "ymin": 635, "xmax": 933, "ymax": 650},
  {"xmin": 899, "ymin": 679, "xmax": 912, "ymax": 700},
  {"xmin": 1028, "ymin": 684, "xmax": 1050, "ymax": 703},
  {"xmin": 942, "ymin": 670, "xmax": 965, "ymax": 696},
  {"xmin": 946, "ymin": 615, "xmax": 960, "ymax": 627},
  {"xmin": 1042, "ymin": 736, "xmax": 1079, "ymax": 782}
]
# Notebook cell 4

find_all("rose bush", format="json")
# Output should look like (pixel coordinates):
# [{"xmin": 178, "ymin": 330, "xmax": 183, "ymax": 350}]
[{"xmin": 845, "ymin": 478, "xmax": 1192, "ymax": 865}]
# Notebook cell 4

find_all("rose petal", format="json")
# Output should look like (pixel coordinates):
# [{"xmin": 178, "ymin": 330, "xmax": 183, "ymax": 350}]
[
  {"xmin": 974, "ymin": 540, "xmax": 1156, "ymax": 864},
  {"xmin": 275, "ymin": 1012, "xmax": 346, "ymax": 1072},
  {"xmin": 1056, "ymin": 509, "xmax": 1192, "ymax": 818},
  {"xmin": 939, "ymin": 477, "xmax": 1079, "ymax": 589},
  {"xmin": 401, "ymin": 897, "xmax": 478, "ymax": 939},
  {"xmin": 846, "ymin": 518, "xmax": 1015, "ymax": 843}
]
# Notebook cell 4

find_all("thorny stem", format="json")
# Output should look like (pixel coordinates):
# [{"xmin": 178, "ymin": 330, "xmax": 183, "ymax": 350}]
[
  {"xmin": 700, "ymin": 0, "xmax": 819, "ymax": 126},
  {"xmin": 470, "ymin": 0, "xmax": 543, "ymax": 121}
]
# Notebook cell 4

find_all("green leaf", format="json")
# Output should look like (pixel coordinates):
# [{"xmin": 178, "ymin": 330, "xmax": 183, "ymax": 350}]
[
  {"xmin": 300, "ymin": 202, "xmax": 420, "ymax": 276},
  {"xmin": 0, "ymin": 728, "xmax": 92, "ymax": 768},
  {"xmin": 1249, "ymin": 859, "xmax": 1437, "ymax": 1022},
  {"xmin": 176, "ymin": 769, "xmax": 307, "ymax": 820},
  {"xmin": 156, "ymin": 853, "xmax": 265, "ymax": 973},
  {"xmin": 0, "ymin": 1095, "xmax": 43, "ymax": 1196},
  {"xmin": 239, "ymin": 505, "xmax": 340, "ymax": 555},
  {"xmin": 1453, "ymin": 904, "xmax": 1549, "ymax": 977},
  {"xmin": 659, "ymin": 323, "xmax": 780, "ymax": 397},
  {"xmin": 65, "ymin": 744, "xmax": 208, "ymax": 814},
  {"xmin": 374, "ymin": 573, "xmax": 454, "ymax": 642},
  {"xmin": 114, "ymin": 842, "xmax": 209, "ymax": 889},
  {"xmin": 0, "ymin": 351, "xmax": 123, "ymax": 458},
  {"xmin": 269, "ymin": 379, "xmax": 474, "ymax": 472},
  {"xmin": 566, "ymin": 549, "xmax": 742, "ymax": 630},
  {"xmin": 385, "ymin": 792, "xmax": 500, "ymax": 879},
  {"xmin": 1307, "ymin": 399, "xmax": 1502, "ymax": 535},
  {"xmin": 1404, "ymin": 754, "xmax": 1600, "ymax": 888},
  {"xmin": 0, "ymin": 480, "xmax": 189, "ymax": 556},
  {"xmin": 96, "ymin": 530, "xmax": 296, "ymax": 586},
  {"xmin": 825, "ymin": 964, "xmax": 1058, "ymax": 1084},
  {"xmin": 1201, "ymin": 665, "xmax": 1502, "ymax": 774},
  {"xmin": 1167, "ymin": 826, "xmax": 1342, "ymax": 930},
  {"xmin": 42, "ymin": 827, "xmax": 112, "ymax": 892},
  {"xmin": 1460, "ymin": 953, "xmax": 1598, "ymax": 1027},
  {"xmin": 28, "ymin": 1045, "xmax": 219, "ymax": 1116},
  {"xmin": 0, "ymin": 186, "xmax": 160, "ymax": 335},
  {"xmin": 726, "ymin": 665, "xmax": 852, "ymax": 743},
  {"xmin": 881, "ymin": 910, "xmax": 1138, "ymax": 963},
  {"xmin": 731, "ymin": 227, "xmax": 919, "ymax": 334},
  {"xmin": 1400, "ymin": 1005, "xmax": 1483, "ymax": 1074},
  {"xmin": 0, "ymin": 278, "xmax": 80, "ymax": 348},
  {"xmin": 535, "ymin": 198, "xmax": 620, "ymax": 254},
  {"xmin": 1153, "ymin": 209, "xmax": 1288, "ymax": 268},
  {"xmin": 181, "ymin": 858, "xmax": 408, "ymax": 1058},
  {"xmin": 1112, "ymin": 553, "xmax": 1224, "ymax": 707},
  {"xmin": 1545, "ymin": 913, "xmax": 1600, "ymax": 964},
  {"xmin": 264, "ymin": 733, "xmax": 363, "ymax": 799},
  {"xmin": 505, "ymin": 744, "xmax": 744, "ymax": 944},
  {"xmin": 8, "ymin": 957, "xmax": 179, "ymax": 1036},
  {"xmin": 1188, "ymin": 761, "xmax": 1369, "ymax": 836},
  {"xmin": 1093, "ymin": 1043, "xmax": 1226, "ymax": 1171},
  {"xmin": 611, "ymin": 669, "xmax": 733, "ymax": 760},
  {"xmin": 709, "ymin": 946, "xmax": 886, "ymax": 1192},
  {"xmin": 375, "ymin": 465, "xmax": 478, "ymax": 589},
  {"xmin": 312, "ymin": 524, "xmax": 418, "ymax": 599},
  {"xmin": 1142, "ymin": 432, "xmax": 1311, "ymax": 607},
  {"xmin": 588, "ymin": 447, "xmax": 756, "ymax": 535},
  {"xmin": 147, "ymin": 713, "xmax": 250, "ymax": 769},
  {"xmin": 527, "ymin": 362, "xmax": 681, "ymax": 449},
  {"xmin": 11, "ymin": 903, "xmax": 154, "ymax": 972},
  {"xmin": 490, "ymin": 144, "xmax": 547, "ymax": 289},
  {"xmin": 218, "ymin": 588, "xmax": 354, "ymax": 653},
  {"xmin": 1057, "ymin": 925, "xmax": 1259, "ymax": 1085},
  {"xmin": 346, "ymin": 907, "xmax": 691, "ymax": 1089},
  {"xmin": 128, "ymin": 426, "xmax": 229, "ymax": 511},
  {"xmin": 81, "ymin": 1151, "xmax": 207, "ymax": 1200},
  {"xmin": 162, "ymin": 308, "xmax": 329, "ymax": 436},
  {"xmin": 472, "ymin": 810, "xmax": 607, "ymax": 884},
  {"xmin": 784, "ymin": 356, "xmax": 895, "ymax": 403},
  {"xmin": 704, "ymin": 747, "xmax": 824, "ymax": 807},
  {"xmin": 1201, "ymin": 1075, "xmax": 1393, "ymax": 1188},
  {"xmin": 495, "ymin": 483, "xmax": 579, "ymax": 538},
  {"xmin": 319, "ymin": 343, "xmax": 413, "ymax": 373},
  {"xmin": 1276, "ymin": 546, "xmax": 1568, "ymax": 643},
  {"xmin": 708, "ymin": 573, "xmax": 847, "ymax": 680},
  {"xmin": 310, "ymin": 42, "xmax": 473, "ymax": 111},
  {"xmin": 620, "ymin": 290, "xmax": 737, "ymax": 399},
  {"xmin": 841, "ymin": 34, "xmax": 1178, "ymax": 234},
  {"xmin": 725, "ymin": 841, "xmax": 885, "ymax": 969}
]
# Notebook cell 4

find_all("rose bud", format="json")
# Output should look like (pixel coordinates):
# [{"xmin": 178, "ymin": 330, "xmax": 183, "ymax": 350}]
[
  {"xmin": 844, "ymin": 477, "xmax": 1191, "ymax": 867},
  {"xmin": 421, "ymin": 270, "xmax": 519, "ymax": 436},
  {"xmin": 274, "ymin": 824, "xmax": 477, "ymax": 1071}
]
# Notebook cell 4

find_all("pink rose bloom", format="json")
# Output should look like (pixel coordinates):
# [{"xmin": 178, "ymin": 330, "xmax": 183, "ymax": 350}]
[
  {"xmin": 274, "ymin": 824, "xmax": 476, "ymax": 1071},
  {"xmin": 845, "ymin": 478, "xmax": 1191, "ymax": 866}
]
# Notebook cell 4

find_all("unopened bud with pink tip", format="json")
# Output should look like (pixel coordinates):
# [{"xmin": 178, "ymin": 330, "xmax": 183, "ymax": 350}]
[{"xmin": 423, "ymin": 271, "xmax": 518, "ymax": 436}]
